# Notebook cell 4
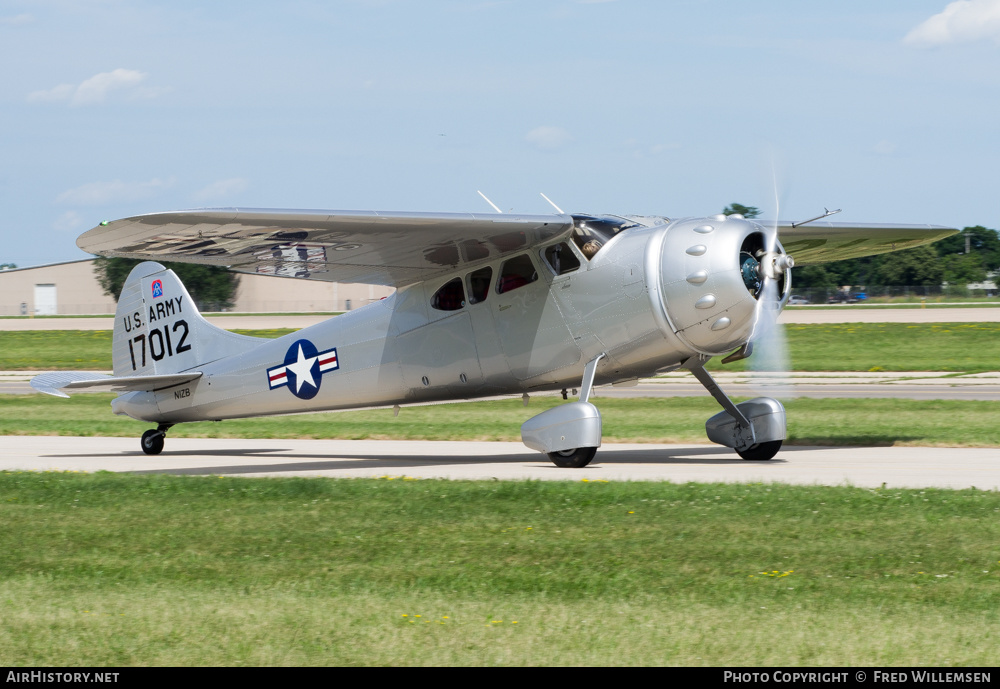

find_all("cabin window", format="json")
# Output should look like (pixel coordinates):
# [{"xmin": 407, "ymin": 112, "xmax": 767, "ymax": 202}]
[
  {"xmin": 542, "ymin": 243, "xmax": 581, "ymax": 276},
  {"xmin": 466, "ymin": 266, "xmax": 492, "ymax": 304},
  {"xmin": 497, "ymin": 254, "xmax": 538, "ymax": 294},
  {"xmin": 431, "ymin": 277, "xmax": 466, "ymax": 311}
]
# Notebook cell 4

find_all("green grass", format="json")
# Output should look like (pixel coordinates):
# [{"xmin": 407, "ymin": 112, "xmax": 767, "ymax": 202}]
[
  {"xmin": 0, "ymin": 312, "xmax": 342, "ymax": 319},
  {"xmin": 706, "ymin": 322, "xmax": 1000, "ymax": 373},
  {"xmin": 0, "ymin": 314, "xmax": 114, "ymax": 319},
  {"xmin": 2, "ymin": 394, "xmax": 998, "ymax": 447},
  {"xmin": 0, "ymin": 330, "xmax": 121, "ymax": 370},
  {"xmin": 3, "ymin": 323, "xmax": 999, "ymax": 372},
  {"xmin": 790, "ymin": 302, "xmax": 1000, "ymax": 309},
  {"xmin": 0, "ymin": 472, "xmax": 997, "ymax": 666},
  {"xmin": 836, "ymin": 295, "xmax": 1000, "ymax": 305},
  {"xmin": 3, "ymin": 323, "xmax": 998, "ymax": 665},
  {"xmin": 0, "ymin": 329, "xmax": 294, "ymax": 369}
]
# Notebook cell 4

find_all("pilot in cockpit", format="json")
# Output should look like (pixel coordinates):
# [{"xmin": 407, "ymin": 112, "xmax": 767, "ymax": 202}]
[
  {"xmin": 581, "ymin": 240, "xmax": 602, "ymax": 259},
  {"xmin": 571, "ymin": 215, "xmax": 636, "ymax": 260}
]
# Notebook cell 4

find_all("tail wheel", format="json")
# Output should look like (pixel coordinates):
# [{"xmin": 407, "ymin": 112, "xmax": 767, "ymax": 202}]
[
  {"xmin": 547, "ymin": 447, "xmax": 597, "ymax": 468},
  {"xmin": 141, "ymin": 429, "xmax": 165, "ymax": 455},
  {"xmin": 737, "ymin": 440, "xmax": 782, "ymax": 461}
]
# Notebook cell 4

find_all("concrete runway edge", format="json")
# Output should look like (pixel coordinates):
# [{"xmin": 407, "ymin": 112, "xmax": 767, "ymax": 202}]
[{"xmin": 1, "ymin": 436, "xmax": 996, "ymax": 490}]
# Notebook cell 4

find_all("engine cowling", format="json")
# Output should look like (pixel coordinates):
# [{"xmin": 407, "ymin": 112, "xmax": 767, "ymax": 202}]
[{"xmin": 652, "ymin": 214, "xmax": 792, "ymax": 356}]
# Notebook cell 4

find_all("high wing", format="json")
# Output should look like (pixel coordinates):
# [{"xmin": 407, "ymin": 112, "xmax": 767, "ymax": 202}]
[
  {"xmin": 775, "ymin": 221, "xmax": 957, "ymax": 265},
  {"xmin": 77, "ymin": 208, "xmax": 575, "ymax": 287},
  {"xmin": 77, "ymin": 208, "xmax": 958, "ymax": 282}
]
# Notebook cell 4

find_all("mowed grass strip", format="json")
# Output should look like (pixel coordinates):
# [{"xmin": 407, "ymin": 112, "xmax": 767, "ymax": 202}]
[
  {"xmin": 2, "ymin": 323, "xmax": 999, "ymax": 372},
  {"xmin": 0, "ymin": 329, "xmax": 294, "ymax": 370},
  {"xmin": 0, "ymin": 330, "xmax": 119, "ymax": 370},
  {"xmin": 2, "ymin": 394, "xmax": 998, "ymax": 446},
  {"xmin": 1, "ymin": 472, "xmax": 997, "ymax": 666},
  {"xmin": 704, "ymin": 322, "xmax": 1000, "ymax": 372}
]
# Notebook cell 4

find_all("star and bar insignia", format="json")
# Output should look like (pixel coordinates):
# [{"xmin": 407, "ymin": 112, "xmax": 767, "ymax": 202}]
[{"xmin": 266, "ymin": 339, "xmax": 339, "ymax": 400}]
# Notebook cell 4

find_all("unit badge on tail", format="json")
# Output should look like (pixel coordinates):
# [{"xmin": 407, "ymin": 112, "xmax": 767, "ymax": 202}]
[{"xmin": 266, "ymin": 339, "xmax": 339, "ymax": 400}]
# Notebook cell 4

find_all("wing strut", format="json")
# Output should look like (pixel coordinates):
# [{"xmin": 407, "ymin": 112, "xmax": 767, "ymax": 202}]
[{"xmin": 791, "ymin": 208, "xmax": 841, "ymax": 228}]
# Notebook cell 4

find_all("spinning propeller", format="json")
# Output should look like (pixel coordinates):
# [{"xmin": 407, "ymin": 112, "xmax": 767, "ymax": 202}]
[{"xmin": 745, "ymin": 183, "xmax": 796, "ymax": 399}]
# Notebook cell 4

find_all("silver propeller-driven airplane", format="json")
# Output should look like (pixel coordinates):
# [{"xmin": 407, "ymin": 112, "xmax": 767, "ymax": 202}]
[{"xmin": 32, "ymin": 206, "xmax": 955, "ymax": 466}]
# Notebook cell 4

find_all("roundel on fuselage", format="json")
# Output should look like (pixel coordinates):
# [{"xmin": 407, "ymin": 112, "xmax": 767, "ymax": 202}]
[{"xmin": 265, "ymin": 338, "xmax": 340, "ymax": 400}]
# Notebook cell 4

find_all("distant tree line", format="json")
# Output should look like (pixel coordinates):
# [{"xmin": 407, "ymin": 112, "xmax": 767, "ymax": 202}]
[
  {"xmin": 93, "ymin": 257, "xmax": 239, "ymax": 311},
  {"xmin": 791, "ymin": 226, "xmax": 999, "ymax": 294},
  {"xmin": 722, "ymin": 203, "xmax": 761, "ymax": 219},
  {"xmin": 723, "ymin": 203, "xmax": 999, "ymax": 294}
]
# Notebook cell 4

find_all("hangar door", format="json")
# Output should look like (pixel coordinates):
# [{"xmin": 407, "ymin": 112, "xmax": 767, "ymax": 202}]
[{"xmin": 34, "ymin": 284, "xmax": 57, "ymax": 316}]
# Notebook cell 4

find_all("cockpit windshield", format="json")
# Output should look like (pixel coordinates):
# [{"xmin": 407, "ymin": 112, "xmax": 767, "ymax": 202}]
[{"xmin": 570, "ymin": 215, "xmax": 641, "ymax": 260}]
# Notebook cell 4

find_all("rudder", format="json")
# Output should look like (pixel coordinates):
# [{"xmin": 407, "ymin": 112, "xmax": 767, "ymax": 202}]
[{"xmin": 113, "ymin": 262, "xmax": 262, "ymax": 377}]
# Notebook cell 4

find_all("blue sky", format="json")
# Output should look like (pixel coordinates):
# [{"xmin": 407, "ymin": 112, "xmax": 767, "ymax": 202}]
[{"xmin": 2, "ymin": 0, "xmax": 999, "ymax": 267}]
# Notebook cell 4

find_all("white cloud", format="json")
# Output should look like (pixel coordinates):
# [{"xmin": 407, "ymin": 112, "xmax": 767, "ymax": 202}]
[
  {"xmin": 73, "ymin": 69, "xmax": 146, "ymax": 105},
  {"xmin": 57, "ymin": 178, "xmax": 175, "ymax": 206},
  {"xmin": 194, "ymin": 178, "xmax": 249, "ymax": 202},
  {"xmin": 0, "ymin": 13, "xmax": 33, "ymax": 25},
  {"xmin": 625, "ymin": 138, "xmax": 680, "ymax": 156},
  {"xmin": 873, "ymin": 140, "xmax": 898, "ymax": 155},
  {"xmin": 525, "ymin": 126, "xmax": 572, "ymax": 151},
  {"xmin": 904, "ymin": 0, "xmax": 1000, "ymax": 47},
  {"xmin": 53, "ymin": 211, "xmax": 85, "ymax": 232},
  {"xmin": 27, "ymin": 84, "xmax": 76, "ymax": 103},
  {"xmin": 649, "ymin": 143, "xmax": 680, "ymax": 155},
  {"xmin": 27, "ymin": 69, "xmax": 151, "ymax": 106}
]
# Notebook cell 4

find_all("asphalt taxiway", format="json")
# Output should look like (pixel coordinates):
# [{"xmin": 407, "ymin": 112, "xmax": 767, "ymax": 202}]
[
  {"xmin": 1, "ymin": 436, "xmax": 995, "ymax": 490},
  {"xmin": 594, "ymin": 371, "xmax": 1000, "ymax": 401},
  {"xmin": 7, "ymin": 369, "xmax": 1000, "ymax": 400},
  {"xmin": 3, "ymin": 307, "xmax": 995, "ymax": 487},
  {"xmin": 2, "ymin": 306, "xmax": 999, "ymax": 331}
]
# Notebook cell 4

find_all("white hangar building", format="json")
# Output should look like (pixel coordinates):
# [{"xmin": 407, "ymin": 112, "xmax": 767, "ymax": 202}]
[{"xmin": 0, "ymin": 259, "xmax": 392, "ymax": 316}]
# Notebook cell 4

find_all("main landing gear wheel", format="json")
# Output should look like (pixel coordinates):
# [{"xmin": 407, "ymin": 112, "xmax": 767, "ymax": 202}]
[
  {"xmin": 737, "ymin": 440, "xmax": 782, "ymax": 461},
  {"xmin": 140, "ymin": 429, "xmax": 165, "ymax": 455},
  {"xmin": 547, "ymin": 447, "xmax": 597, "ymax": 468}
]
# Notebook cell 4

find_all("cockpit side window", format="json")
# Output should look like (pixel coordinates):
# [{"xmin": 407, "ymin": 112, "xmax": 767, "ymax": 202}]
[
  {"xmin": 542, "ymin": 242, "xmax": 581, "ymax": 276},
  {"xmin": 497, "ymin": 254, "xmax": 538, "ymax": 294},
  {"xmin": 466, "ymin": 266, "xmax": 492, "ymax": 304},
  {"xmin": 431, "ymin": 277, "xmax": 466, "ymax": 311}
]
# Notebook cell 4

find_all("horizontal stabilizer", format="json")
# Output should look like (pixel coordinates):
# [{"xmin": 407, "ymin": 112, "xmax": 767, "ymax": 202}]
[{"xmin": 30, "ymin": 371, "xmax": 203, "ymax": 398}]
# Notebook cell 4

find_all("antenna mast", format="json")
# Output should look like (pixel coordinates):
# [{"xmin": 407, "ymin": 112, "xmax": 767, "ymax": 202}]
[{"xmin": 477, "ymin": 190, "xmax": 503, "ymax": 214}]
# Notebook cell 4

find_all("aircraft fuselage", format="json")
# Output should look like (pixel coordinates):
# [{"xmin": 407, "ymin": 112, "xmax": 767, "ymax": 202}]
[{"xmin": 112, "ymin": 215, "xmax": 785, "ymax": 424}]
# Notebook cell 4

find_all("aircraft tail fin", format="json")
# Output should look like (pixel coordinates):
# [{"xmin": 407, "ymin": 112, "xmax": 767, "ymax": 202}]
[{"xmin": 113, "ymin": 262, "xmax": 262, "ymax": 377}]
